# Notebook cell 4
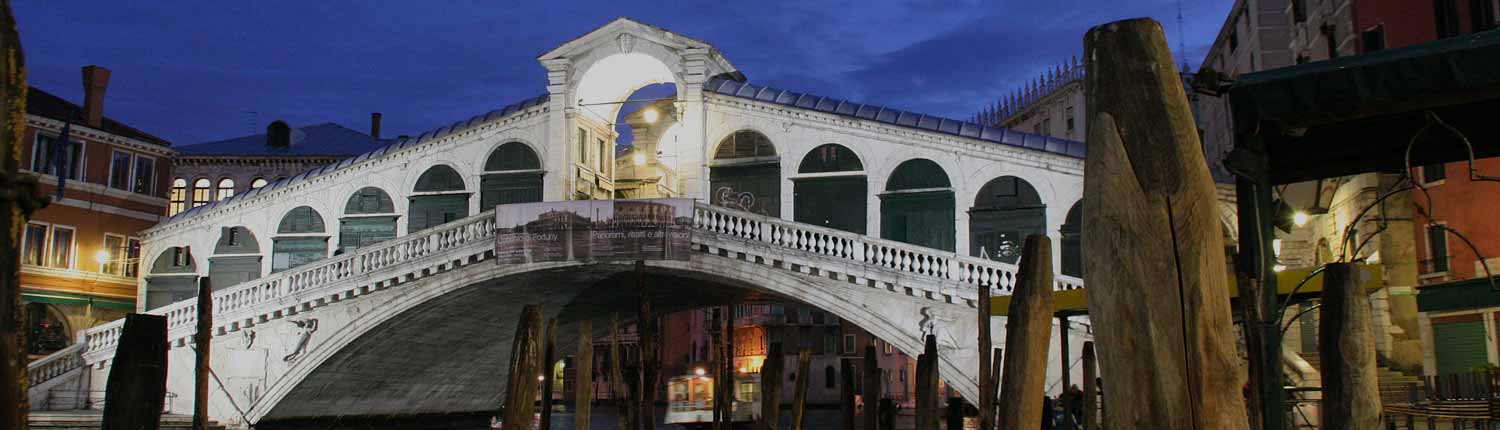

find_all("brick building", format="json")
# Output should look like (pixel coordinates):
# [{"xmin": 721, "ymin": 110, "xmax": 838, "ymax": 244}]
[{"xmin": 20, "ymin": 66, "xmax": 175, "ymax": 358}]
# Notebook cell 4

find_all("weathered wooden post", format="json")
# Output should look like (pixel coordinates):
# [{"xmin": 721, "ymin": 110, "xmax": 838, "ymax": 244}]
[
  {"xmin": 0, "ymin": 3, "xmax": 35, "ymax": 427},
  {"xmin": 841, "ymin": 359, "xmax": 857, "ymax": 430},
  {"xmin": 1319, "ymin": 263, "xmax": 1383, "ymax": 429},
  {"xmin": 101, "ymin": 314, "xmax": 169, "ymax": 430},
  {"xmin": 863, "ymin": 345, "xmax": 881, "ymax": 430},
  {"xmin": 759, "ymin": 342, "xmax": 784, "ymax": 430},
  {"xmin": 194, "ymin": 278, "xmax": 213, "ymax": 430},
  {"xmin": 996, "ymin": 235, "xmax": 1055, "ymax": 430},
  {"xmin": 879, "ymin": 398, "xmax": 895, "ymax": 430},
  {"xmin": 540, "ymin": 318, "xmax": 558, "ymax": 430},
  {"xmin": 610, "ymin": 315, "xmax": 636, "ymax": 430},
  {"xmin": 1082, "ymin": 341, "xmax": 1098, "ymax": 430},
  {"xmin": 724, "ymin": 305, "xmax": 736, "ymax": 427},
  {"xmin": 1082, "ymin": 17, "xmax": 1249, "ymax": 430},
  {"xmin": 636, "ymin": 262, "xmax": 657, "ymax": 430},
  {"xmin": 915, "ymin": 335, "xmax": 938, "ymax": 430},
  {"xmin": 793, "ymin": 349, "xmax": 812, "ymax": 430},
  {"xmin": 713, "ymin": 311, "xmax": 725, "ymax": 430},
  {"xmin": 576, "ymin": 320, "xmax": 594, "ymax": 430},
  {"xmin": 945, "ymin": 399, "xmax": 964, "ymax": 430},
  {"xmin": 501, "ymin": 305, "xmax": 544, "ymax": 430},
  {"xmin": 715, "ymin": 306, "xmax": 732, "ymax": 430},
  {"xmin": 977, "ymin": 278, "xmax": 995, "ymax": 430}
]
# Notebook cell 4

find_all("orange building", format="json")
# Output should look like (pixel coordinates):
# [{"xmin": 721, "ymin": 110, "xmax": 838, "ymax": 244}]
[{"xmin": 19, "ymin": 66, "xmax": 175, "ymax": 359}]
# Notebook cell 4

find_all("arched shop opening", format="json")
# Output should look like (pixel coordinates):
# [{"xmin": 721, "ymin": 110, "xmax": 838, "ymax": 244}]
[
  {"xmin": 145, "ymin": 246, "xmax": 196, "ymax": 309},
  {"xmin": 611, "ymin": 83, "xmax": 681, "ymax": 199},
  {"xmin": 968, "ymin": 176, "xmax": 1046, "ymax": 263},
  {"xmin": 480, "ymin": 143, "xmax": 544, "ymax": 208},
  {"xmin": 409, "ymin": 165, "xmax": 469, "ymax": 232},
  {"xmin": 794, "ymin": 144, "xmax": 866, "ymax": 234},
  {"xmin": 209, "ymin": 226, "xmax": 261, "ymax": 289},
  {"xmin": 879, "ymin": 159, "xmax": 955, "ymax": 251},
  {"xmin": 573, "ymin": 52, "xmax": 681, "ymax": 200},
  {"xmin": 273, "ymin": 206, "xmax": 329, "ymax": 273},
  {"xmin": 340, "ymin": 187, "xmax": 399, "ymax": 253},
  {"xmin": 1060, "ymin": 201, "xmax": 1082, "ymax": 277},
  {"xmin": 709, "ymin": 130, "xmax": 780, "ymax": 217}
]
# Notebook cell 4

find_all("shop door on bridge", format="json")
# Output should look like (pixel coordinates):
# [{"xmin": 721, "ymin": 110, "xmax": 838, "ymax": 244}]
[
  {"xmin": 145, "ymin": 246, "xmax": 197, "ymax": 310},
  {"xmin": 1433, "ymin": 314, "xmax": 1489, "ymax": 377},
  {"xmin": 273, "ymin": 206, "xmax": 330, "ymax": 273},
  {"xmin": 209, "ymin": 226, "xmax": 261, "ymax": 290},
  {"xmin": 340, "ymin": 187, "xmax": 399, "ymax": 253},
  {"xmin": 879, "ymin": 159, "xmax": 954, "ymax": 251},
  {"xmin": 709, "ymin": 130, "xmax": 780, "ymax": 217},
  {"xmin": 794, "ymin": 144, "xmax": 866, "ymax": 234},
  {"xmin": 409, "ymin": 165, "xmax": 470, "ymax": 232},
  {"xmin": 969, "ymin": 176, "xmax": 1046, "ymax": 264},
  {"xmin": 481, "ymin": 142, "xmax": 544, "ymax": 209}
]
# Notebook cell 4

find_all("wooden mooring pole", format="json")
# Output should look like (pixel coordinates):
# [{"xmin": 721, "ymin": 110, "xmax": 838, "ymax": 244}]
[
  {"xmin": 540, "ymin": 318, "xmax": 557, "ymax": 430},
  {"xmin": 977, "ymin": 272, "xmax": 995, "ymax": 430},
  {"xmin": 1319, "ymin": 263, "xmax": 1383, "ymax": 429},
  {"xmin": 996, "ymin": 235, "xmax": 1055, "ymax": 430},
  {"xmin": 501, "ymin": 305, "xmax": 544, "ymax": 430},
  {"xmin": 915, "ymin": 335, "xmax": 939, "ymax": 430},
  {"xmin": 1082, "ymin": 341, "xmax": 1098, "ymax": 430},
  {"xmin": 101, "ymin": 314, "xmax": 169, "ymax": 430},
  {"xmin": 193, "ymin": 278, "xmax": 213, "ymax": 430},
  {"xmin": 793, "ymin": 349, "xmax": 812, "ymax": 430},
  {"xmin": 841, "ymin": 359, "xmax": 857, "ymax": 430},
  {"xmin": 610, "ymin": 314, "xmax": 636, "ymax": 430},
  {"xmin": 759, "ymin": 342, "xmax": 784, "ymax": 430},
  {"xmin": 576, "ymin": 320, "xmax": 593, "ymax": 430},
  {"xmin": 636, "ymin": 261, "xmax": 656, "ymax": 430},
  {"xmin": 862, "ymin": 345, "xmax": 881, "ymax": 430},
  {"xmin": 1082, "ymin": 17, "xmax": 1248, "ymax": 430}
]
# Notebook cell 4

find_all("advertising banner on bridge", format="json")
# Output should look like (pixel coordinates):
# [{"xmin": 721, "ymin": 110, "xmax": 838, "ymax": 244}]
[{"xmin": 494, "ymin": 198, "xmax": 694, "ymax": 264}]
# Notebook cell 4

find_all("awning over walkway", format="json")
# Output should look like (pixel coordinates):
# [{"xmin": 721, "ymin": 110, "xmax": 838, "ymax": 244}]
[
  {"xmin": 1417, "ymin": 276, "xmax": 1500, "ymax": 313},
  {"xmin": 21, "ymin": 290, "xmax": 135, "ymax": 310},
  {"xmin": 991, "ymin": 264, "xmax": 1385, "ymax": 316},
  {"xmin": 1226, "ymin": 30, "xmax": 1500, "ymax": 184}
]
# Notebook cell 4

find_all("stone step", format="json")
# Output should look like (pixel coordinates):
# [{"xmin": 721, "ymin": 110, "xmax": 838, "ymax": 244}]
[{"xmin": 28, "ymin": 411, "xmax": 221, "ymax": 430}]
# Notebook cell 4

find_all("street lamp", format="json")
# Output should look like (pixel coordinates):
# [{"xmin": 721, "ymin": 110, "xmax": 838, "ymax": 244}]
[
  {"xmin": 1293, "ymin": 211, "xmax": 1310, "ymax": 227},
  {"xmin": 643, "ymin": 107, "xmax": 660, "ymax": 124},
  {"xmin": 93, "ymin": 250, "xmax": 111, "ymax": 265}
]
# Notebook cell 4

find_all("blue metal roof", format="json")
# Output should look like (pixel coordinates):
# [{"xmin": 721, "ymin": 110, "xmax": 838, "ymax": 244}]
[
  {"xmin": 705, "ymin": 77, "xmax": 1085, "ymax": 159},
  {"xmin": 166, "ymin": 93, "xmax": 550, "ymax": 222}
]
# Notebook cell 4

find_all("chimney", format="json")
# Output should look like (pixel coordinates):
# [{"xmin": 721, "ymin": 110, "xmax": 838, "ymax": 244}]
[
  {"xmin": 370, "ymin": 112, "xmax": 382, "ymax": 139},
  {"xmin": 81, "ymin": 65, "xmax": 111, "ymax": 127},
  {"xmin": 266, "ymin": 120, "xmax": 291, "ymax": 148}
]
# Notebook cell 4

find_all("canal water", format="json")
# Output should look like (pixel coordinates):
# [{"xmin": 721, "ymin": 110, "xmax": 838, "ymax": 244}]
[{"xmin": 257, "ymin": 406, "xmax": 861, "ymax": 430}]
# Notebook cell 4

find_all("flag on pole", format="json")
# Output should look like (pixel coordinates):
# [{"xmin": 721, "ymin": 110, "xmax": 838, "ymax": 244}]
[{"xmin": 48, "ymin": 121, "xmax": 73, "ymax": 200}]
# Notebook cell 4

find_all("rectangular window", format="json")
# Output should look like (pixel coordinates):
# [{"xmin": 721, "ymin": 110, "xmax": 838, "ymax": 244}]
[
  {"xmin": 48, "ymin": 226, "xmax": 74, "ymax": 269},
  {"xmin": 1422, "ymin": 163, "xmax": 1446, "ymax": 183},
  {"xmin": 125, "ymin": 237, "xmax": 141, "ymax": 278},
  {"xmin": 842, "ymin": 334, "xmax": 856, "ymax": 355},
  {"xmin": 31, "ymin": 133, "xmax": 83, "ymax": 180},
  {"xmin": 1428, "ymin": 224, "xmax": 1450, "ymax": 273},
  {"xmin": 597, "ymin": 137, "xmax": 609, "ymax": 174},
  {"xmin": 1362, "ymin": 25, "xmax": 1387, "ymax": 53},
  {"xmin": 133, "ymin": 156, "xmax": 155, "ymax": 195},
  {"xmin": 1041, "ymin": 118, "xmax": 1052, "ymax": 137},
  {"xmin": 108, "ymin": 151, "xmax": 132, "ymax": 190},
  {"xmin": 102, "ymin": 234, "xmax": 126, "ymax": 276},
  {"xmin": 1065, "ymin": 107, "xmax": 1075, "ymax": 135},
  {"xmin": 577, "ymin": 128, "xmax": 589, "ymax": 167},
  {"xmin": 22, "ymin": 223, "xmax": 46, "ymax": 266},
  {"xmin": 1436, "ymin": 0, "xmax": 1461, "ymax": 38}
]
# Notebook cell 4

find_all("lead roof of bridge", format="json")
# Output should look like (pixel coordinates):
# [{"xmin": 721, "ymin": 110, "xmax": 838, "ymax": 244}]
[{"xmin": 164, "ymin": 79, "xmax": 1084, "ymax": 223}]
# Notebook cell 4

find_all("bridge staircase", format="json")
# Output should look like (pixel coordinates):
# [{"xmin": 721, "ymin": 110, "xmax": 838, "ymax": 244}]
[{"xmin": 26, "ymin": 201, "xmax": 1086, "ymax": 413}]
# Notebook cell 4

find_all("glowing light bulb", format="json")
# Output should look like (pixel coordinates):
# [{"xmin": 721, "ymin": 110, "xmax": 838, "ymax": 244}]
[
  {"xmin": 1273, "ymin": 265, "xmax": 1287, "ymax": 273},
  {"xmin": 538, "ymin": 375, "xmax": 546, "ymax": 382},
  {"xmin": 695, "ymin": 367, "xmax": 706, "ymax": 376},
  {"xmin": 1293, "ymin": 211, "xmax": 1310, "ymax": 227},
  {"xmin": 1272, "ymin": 239, "xmax": 1283, "ymax": 257},
  {"xmin": 94, "ymin": 250, "xmax": 111, "ymax": 265},
  {"xmin": 643, "ymin": 108, "xmax": 660, "ymax": 123},
  {"xmin": 632, "ymin": 153, "xmax": 646, "ymax": 166}
]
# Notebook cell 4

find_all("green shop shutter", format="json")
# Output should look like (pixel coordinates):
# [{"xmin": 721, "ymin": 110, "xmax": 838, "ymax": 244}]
[
  {"xmin": 208, "ymin": 255, "xmax": 261, "ymax": 290},
  {"xmin": 793, "ymin": 176, "xmax": 866, "ymax": 234},
  {"xmin": 339, "ymin": 216, "xmax": 398, "ymax": 253},
  {"xmin": 879, "ymin": 191, "xmax": 955, "ymax": 251},
  {"xmin": 480, "ymin": 174, "xmax": 543, "ymax": 209},
  {"xmin": 1434, "ymin": 319, "xmax": 1489, "ymax": 376},
  {"xmin": 409, "ymin": 194, "xmax": 469, "ymax": 232}
]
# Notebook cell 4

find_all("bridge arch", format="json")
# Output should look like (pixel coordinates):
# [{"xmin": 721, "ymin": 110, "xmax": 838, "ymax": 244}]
[
  {"xmin": 793, "ymin": 143, "xmax": 867, "ymax": 234},
  {"xmin": 708, "ymin": 129, "xmax": 781, "ymax": 217}
]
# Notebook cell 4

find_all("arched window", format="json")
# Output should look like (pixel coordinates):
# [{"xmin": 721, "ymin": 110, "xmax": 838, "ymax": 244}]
[
  {"xmin": 794, "ymin": 144, "xmax": 865, "ymax": 233},
  {"xmin": 969, "ymin": 176, "xmax": 1046, "ymax": 263},
  {"xmin": 250, "ymin": 178, "xmax": 268, "ymax": 189},
  {"xmin": 481, "ymin": 143, "xmax": 543, "ymax": 208},
  {"xmin": 1060, "ymin": 201, "xmax": 1083, "ymax": 277},
  {"xmin": 209, "ymin": 226, "xmax": 261, "ymax": 289},
  {"xmin": 191, "ymin": 178, "xmax": 211, "ymax": 208},
  {"xmin": 273, "ymin": 206, "xmax": 328, "ymax": 273},
  {"xmin": 880, "ymin": 159, "xmax": 955, "ymax": 251},
  {"xmin": 168, "ymin": 178, "xmax": 187, "ymax": 216},
  {"xmin": 340, "ymin": 187, "xmax": 398, "ymax": 253},
  {"xmin": 710, "ymin": 130, "xmax": 780, "ymax": 216},
  {"xmin": 145, "ymin": 246, "xmax": 196, "ymax": 310},
  {"xmin": 410, "ymin": 165, "xmax": 469, "ymax": 232},
  {"xmin": 216, "ymin": 178, "xmax": 235, "ymax": 201}
]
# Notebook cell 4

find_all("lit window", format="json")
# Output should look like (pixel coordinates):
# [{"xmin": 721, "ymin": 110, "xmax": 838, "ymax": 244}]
[
  {"xmin": 108, "ymin": 151, "xmax": 132, "ymax": 190},
  {"xmin": 216, "ymin": 178, "xmax": 235, "ymax": 201},
  {"xmin": 102, "ymin": 234, "xmax": 125, "ymax": 276},
  {"xmin": 48, "ymin": 226, "xmax": 74, "ymax": 269},
  {"xmin": 125, "ymin": 238, "xmax": 141, "ymax": 278},
  {"xmin": 133, "ymin": 156, "xmax": 155, "ymax": 195},
  {"xmin": 22, "ymin": 223, "xmax": 46, "ymax": 266},
  {"xmin": 192, "ymin": 178, "xmax": 211, "ymax": 208},
  {"xmin": 251, "ymin": 178, "xmax": 268, "ymax": 189},
  {"xmin": 169, "ymin": 178, "xmax": 187, "ymax": 216}
]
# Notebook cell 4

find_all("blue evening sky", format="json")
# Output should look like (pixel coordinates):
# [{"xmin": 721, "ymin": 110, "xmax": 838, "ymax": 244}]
[{"xmin": 13, "ymin": 1, "xmax": 1233, "ymax": 145}]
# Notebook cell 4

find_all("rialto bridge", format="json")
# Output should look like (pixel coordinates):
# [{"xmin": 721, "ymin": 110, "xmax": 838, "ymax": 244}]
[{"xmin": 17, "ymin": 18, "xmax": 1231, "ymax": 428}]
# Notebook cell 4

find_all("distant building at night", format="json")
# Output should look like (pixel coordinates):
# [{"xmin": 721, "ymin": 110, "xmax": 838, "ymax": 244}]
[
  {"xmin": 169, "ymin": 118, "xmax": 386, "ymax": 217},
  {"xmin": 19, "ymin": 65, "xmax": 176, "ymax": 358},
  {"xmin": 973, "ymin": 59, "xmax": 1086, "ymax": 143}
]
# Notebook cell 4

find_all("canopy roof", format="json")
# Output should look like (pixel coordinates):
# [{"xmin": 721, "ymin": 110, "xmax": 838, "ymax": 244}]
[{"xmin": 1228, "ymin": 29, "xmax": 1500, "ymax": 184}]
